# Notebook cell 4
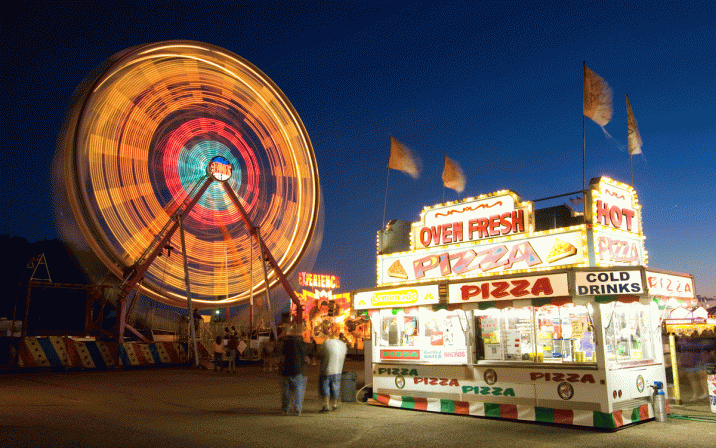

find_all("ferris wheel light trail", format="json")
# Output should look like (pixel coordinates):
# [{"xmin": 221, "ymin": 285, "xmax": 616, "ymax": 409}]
[{"xmin": 54, "ymin": 41, "xmax": 321, "ymax": 311}]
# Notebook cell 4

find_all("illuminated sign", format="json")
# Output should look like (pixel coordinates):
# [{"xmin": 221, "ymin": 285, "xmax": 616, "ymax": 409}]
[
  {"xmin": 412, "ymin": 190, "xmax": 534, "ymax": 249},
  {"xmin": 574, "ymin": 270, "xmax": 643, "ymax": 296},
  {"xmin": 208, "ymin": 156, "xmax": 232, "ymax": 181},
  {"xmin": 593, "ymin": 228, "xmax": 645, "ymax": 266},
  {"xmin": 588, "ymin": 177, "xmax": 641, "ymax": 235},
  {"xmin": 448, "ymin": 273, "xmax": 569, "ymax": 303},
  {"xmin": 378, "ymin": 228, "xmax": 586, "ymax": 285},
  {"xmin": 645, "ymin": 271, "xmax": 695, "ymax": 298},
  {"xmin": 354, "ymin": 284, "xmax": 440, "ymax": 310},
  {"xmin": 298, "ymin": 272, "xmax": 340, "ymax": 289}
]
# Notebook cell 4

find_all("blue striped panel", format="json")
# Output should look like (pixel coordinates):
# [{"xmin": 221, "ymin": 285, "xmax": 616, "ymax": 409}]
[
  {"xmin": 85, "ymin": 342, "xmax": 107, "ymax": 369},
  {"xmin": 36, "ymin": 338, "xmax": 62, "ymax": 367},
  {"xmin": 118, "ymin": 343, "xmax": 132, "ymax": 367},
  {"xmin": 147, "ymin": 344, "xmax": 163, "ymax": 363}
]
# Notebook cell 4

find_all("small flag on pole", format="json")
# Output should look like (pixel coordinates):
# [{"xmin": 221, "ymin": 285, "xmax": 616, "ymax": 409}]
[
  {"xmin": 442, "ymin": 155, "xmax": 466, "ymax": 193},
  {"xmin": 583, "ymin": 65, "xmax": 613, "ymax": 128},
  {"xmin": 626, "ymin": 94, "xmax": 642, "ymax": 155},
  {"xmin": 388, "ymin": 136, "xmax": 420, "ymax": 178}
]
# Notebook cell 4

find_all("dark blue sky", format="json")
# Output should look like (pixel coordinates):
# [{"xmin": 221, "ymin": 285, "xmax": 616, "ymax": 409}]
[{"xmin": 1, "ymin": 1, "xmax": 714, "ymax": 297}]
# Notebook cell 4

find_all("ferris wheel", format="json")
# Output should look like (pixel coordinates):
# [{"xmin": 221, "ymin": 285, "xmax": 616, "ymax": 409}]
[{"xmin": 53, "ymin": 41, "xmax": 321, "ymax": 320}]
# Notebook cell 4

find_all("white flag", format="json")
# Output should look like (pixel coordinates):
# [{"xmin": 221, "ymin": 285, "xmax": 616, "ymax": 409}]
[
  {"xmin": 387, "ymin": 136, "xmax": 420, "ymax": 178},
  {"xmin": 584, "ymin": 65, "xmax": 613, "ymax": 127},
  {"xmin": 442, "ymin": 155, "xmax": 466, "ymax": 193},
  {"xmin": 626, "ymin": 95, "xmax": 642, "ymax": 155}
]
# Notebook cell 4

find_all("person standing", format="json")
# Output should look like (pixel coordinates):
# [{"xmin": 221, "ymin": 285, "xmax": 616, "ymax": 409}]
[
  {"xmin": 319, "ymin": 326, "xmax": 347, "ymax": 412},
  {"xmin": 227, "ymin": 332, "xmax": 239, "ymax": 373},
  {"xmin": 280, "ymin": 326, "xmax": 307, "ymax": 415},
  {"xmin": 213, "ymin": 336, "xmax": 224, "ymax": 372}
]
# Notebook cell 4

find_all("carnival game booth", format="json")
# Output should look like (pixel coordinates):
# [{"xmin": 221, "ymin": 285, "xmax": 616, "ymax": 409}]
[{"xmin": 354, "ymin": 177, "xmax": 696, "ymax": 429}]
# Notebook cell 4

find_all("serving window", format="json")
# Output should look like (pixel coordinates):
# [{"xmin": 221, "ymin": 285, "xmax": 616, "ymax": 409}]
[
  {"xmin": 602, "ymin": 301, "xmax": 658, "ymax": 368},
  {"xmin": 475, "ymin": 303, "xmax": 596, "ymax": 364},
  {"xmin": 375, "ymin": 308, "xmax": 468, "ymax": 363}
]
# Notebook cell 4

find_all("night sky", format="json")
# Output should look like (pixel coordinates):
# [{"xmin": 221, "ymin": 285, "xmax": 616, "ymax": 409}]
[{"xmin": 1, "ymin": 1, "xmax": 714, "ymax": 298}]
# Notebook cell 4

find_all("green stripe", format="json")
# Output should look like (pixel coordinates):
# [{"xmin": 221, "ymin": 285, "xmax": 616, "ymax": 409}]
[
  {"xmin": 535, "ymin": 407, "xmax": 555, "ymax": 423},
  {"xmin": 478, "ymin": 301, "xmax": 496, "ymax": 310},
  {"xmin": 593, "ymin": 411, "xmax": 616, "ymax": 428},
  {"xmin": 401, "ymin": 396, "xmax": 416, "ymax": 409},
  {"xmin": 595, "ymin": 295, "xmax": 618, "ymax": 303},
  {"xmin": 485, "ymin": 402, "xmax": 501, "ymax": 418},
  {"xmin": 531, "ymin": 298, "xmax": 552, "ymax": 307},
  {"xmin": 440, "ymin": 399, "xmax": 455, "ymax": 413},
  {"xmin": 630, "ymin": 407, "xmax": 641, "ymax": 422}
]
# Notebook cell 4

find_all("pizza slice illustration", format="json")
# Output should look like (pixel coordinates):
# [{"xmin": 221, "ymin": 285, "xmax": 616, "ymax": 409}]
[
  {"xmin": 387, "ymin": 260, "xmax": 408, "ymax": 279},
  {"xmin": 546, "ymin": 238, "xmax": 577, "ymax": 263}
]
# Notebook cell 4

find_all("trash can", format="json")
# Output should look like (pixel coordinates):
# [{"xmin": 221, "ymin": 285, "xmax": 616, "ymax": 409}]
[
  {"xmin": 341, "ymin": 371, "xmax": 357, "ymax": 402},
  {"xmin": 706, "ymin": 364, "xmax": 716, "ymax": 414}
]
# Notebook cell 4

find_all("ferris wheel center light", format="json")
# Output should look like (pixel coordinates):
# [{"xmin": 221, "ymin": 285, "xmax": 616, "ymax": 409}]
[{"xmin": 209, "ymin": 156, "xmax": 232, "ymax": 181}]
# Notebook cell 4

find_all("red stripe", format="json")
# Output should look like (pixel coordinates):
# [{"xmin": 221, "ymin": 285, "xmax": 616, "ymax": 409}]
[
  {"xmin": 376, "ymin": 394, "xmax": 390, "ymax": 405},
  {"xmin": 17, "ymin": 341, "xmax": 37, "ymax": 367},
  {"xmin": 639, "ymin": 404, "xmax": 649, "ymax": 420},
  {"xmin": 613, "ymin": 411, "xmax": 623, "ymax": 428},
  {"xmin": 63, "ymin": 338, "xmax": 83, "ymax": 367},
  {"xmin": 132, "ymin": 343, "xmax": 149, "ymax": 364},
  {"xmin": 454, "ymin": 401, "xmax": 470, "ymax": 415},
  {"xmin": 500, "ymin": 404, "xmax": 518, "ymax": 419},
  {"xmin": 162, "ymin": 342, "xmax": 181, "ymax": 363},
  {"xmin": 617, "ymin": 295, "xmax": 640, "ymax": 303},
  {"xmin": 554, "ymin": 408, "xmax": 574, "ymax": 425},
  {"xmin": 551, "ymin": 296, "xmax": 572, "ymax": 306},
  {"xmin": 413, "ymin": 397, "xmax": 428, "ymax": 411},
  {"xmin": 103, "ymin": 342, "xmax": 119, "ymax": 365}
]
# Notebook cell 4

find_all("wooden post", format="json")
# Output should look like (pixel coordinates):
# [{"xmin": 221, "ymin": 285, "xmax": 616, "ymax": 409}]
[{"xmin": 669, "ymin": 333, "xmax": 681, "ymax": 405}]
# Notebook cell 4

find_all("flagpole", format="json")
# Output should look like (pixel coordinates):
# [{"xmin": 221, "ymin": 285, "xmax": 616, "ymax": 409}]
[
  {"xmin": 442, "ymin": 153, "xmax": 446, "ymax": 203},
  {"xmin": 382, "ymin": 165, "xmax": 390, "ymax": 230},
  {"xmin": 627, "ymin": 94, "xmax": 634, "ymax": 187},
  {"xmin": 630, "ymin": 152, "xmax": 634, "ymax": 187},
  {"xmin": 582, "ymin": 61, "xmax": 586, "ymax": 192}
]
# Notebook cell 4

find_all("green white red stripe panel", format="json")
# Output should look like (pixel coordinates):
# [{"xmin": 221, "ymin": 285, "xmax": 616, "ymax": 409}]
[{"xmin": 374, "ymin": 393, "xmax": 655, "ymax": 429}]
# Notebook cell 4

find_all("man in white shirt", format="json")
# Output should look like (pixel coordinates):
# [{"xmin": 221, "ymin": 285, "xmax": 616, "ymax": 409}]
[{"xmin": 319, "ymin": 326, "xmax": 348, "ymax": 411}]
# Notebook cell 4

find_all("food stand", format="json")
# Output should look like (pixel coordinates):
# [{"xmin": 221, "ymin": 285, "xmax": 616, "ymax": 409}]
[
  {"xmin": 354, "ymin": 177, "xmax": 696, "ymax": 429},
  {"xmin": 293, "ymin": 272, "xmax": 369, "ymax": 350}
]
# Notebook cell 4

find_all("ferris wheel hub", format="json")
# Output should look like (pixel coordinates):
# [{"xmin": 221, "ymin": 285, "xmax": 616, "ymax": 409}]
[{"xmin": 208, "ymin": 156, "xmax": 233, "ymax": 182}]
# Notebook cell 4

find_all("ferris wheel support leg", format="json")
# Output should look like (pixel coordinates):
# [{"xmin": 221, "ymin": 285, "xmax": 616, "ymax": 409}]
[
  {"xmin": 114, "ymin": 177, "xmax": 214, "ymax": 358},
  {"xmin": 221, "ymin": 182, "xmax": 303, "ymax": 324},
  {"xmin": 179, "ymin": 215, "xmax": 200, "ymax": 367},
  {"xmin": 256, "ymin": 228, "xmax": 278, "ymax": 341}
]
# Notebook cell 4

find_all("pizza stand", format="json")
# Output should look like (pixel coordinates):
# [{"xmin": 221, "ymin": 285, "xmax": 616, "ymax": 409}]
[{"xmin": 353, "ymin": 177, "xmax": 696, "ymax": 429}]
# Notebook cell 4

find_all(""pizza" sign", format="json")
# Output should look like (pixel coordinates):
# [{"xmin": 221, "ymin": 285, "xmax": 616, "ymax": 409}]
[
  {"xmin": 447, "ymin": 273, "xmax": 570, "ymax": 303},
  {"xmin": 377, "ymin": 230, "xmax": 585, "ymax": 285}
]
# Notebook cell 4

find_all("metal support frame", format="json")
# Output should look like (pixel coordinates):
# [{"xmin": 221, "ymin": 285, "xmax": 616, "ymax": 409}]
[
  {"xmin": 110, "ymin": 174, "xmax": 304, "ymax": 366},
  {"xmin": 179, "ymin": 215, "xmax": 200, "ymax": 366},
  {"xmin": 221, "ymin": 182, "xmax": 303, "ymax": 323},
  {"xmin": 115, "ymin": 176, "xmax": 213, "ymax": 351}
]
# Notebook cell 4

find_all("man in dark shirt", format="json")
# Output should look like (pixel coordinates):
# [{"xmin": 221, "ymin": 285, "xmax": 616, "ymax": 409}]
[{"xmin": 281, "ymin": 326, "xmax": 307, "ymax": 415}]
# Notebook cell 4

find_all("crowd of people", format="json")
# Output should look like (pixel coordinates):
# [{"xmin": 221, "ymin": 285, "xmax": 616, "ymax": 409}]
[
  {"xmin": 280, "ymin": 323, "xmax": 348, "ymax": 415},
  {"xmin": 209, "ymin": 321, "xmax": 349, "ymax": 416},
  {"xmin": 212, "ymin": 325, "xmax": 267, "ymax": 372}
]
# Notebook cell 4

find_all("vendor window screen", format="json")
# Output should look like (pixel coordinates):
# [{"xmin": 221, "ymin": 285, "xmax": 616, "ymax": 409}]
[
  {"xmin": 378, "ymin": 309, "xmax": 467, "ymax": 361},
  {"xmin": 475, "ymin": 304, "xmax": 595, "ymax": 363},
  {"xmin": 602, "ymin": 302, "xmax": 656, "ymax": 366}
]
